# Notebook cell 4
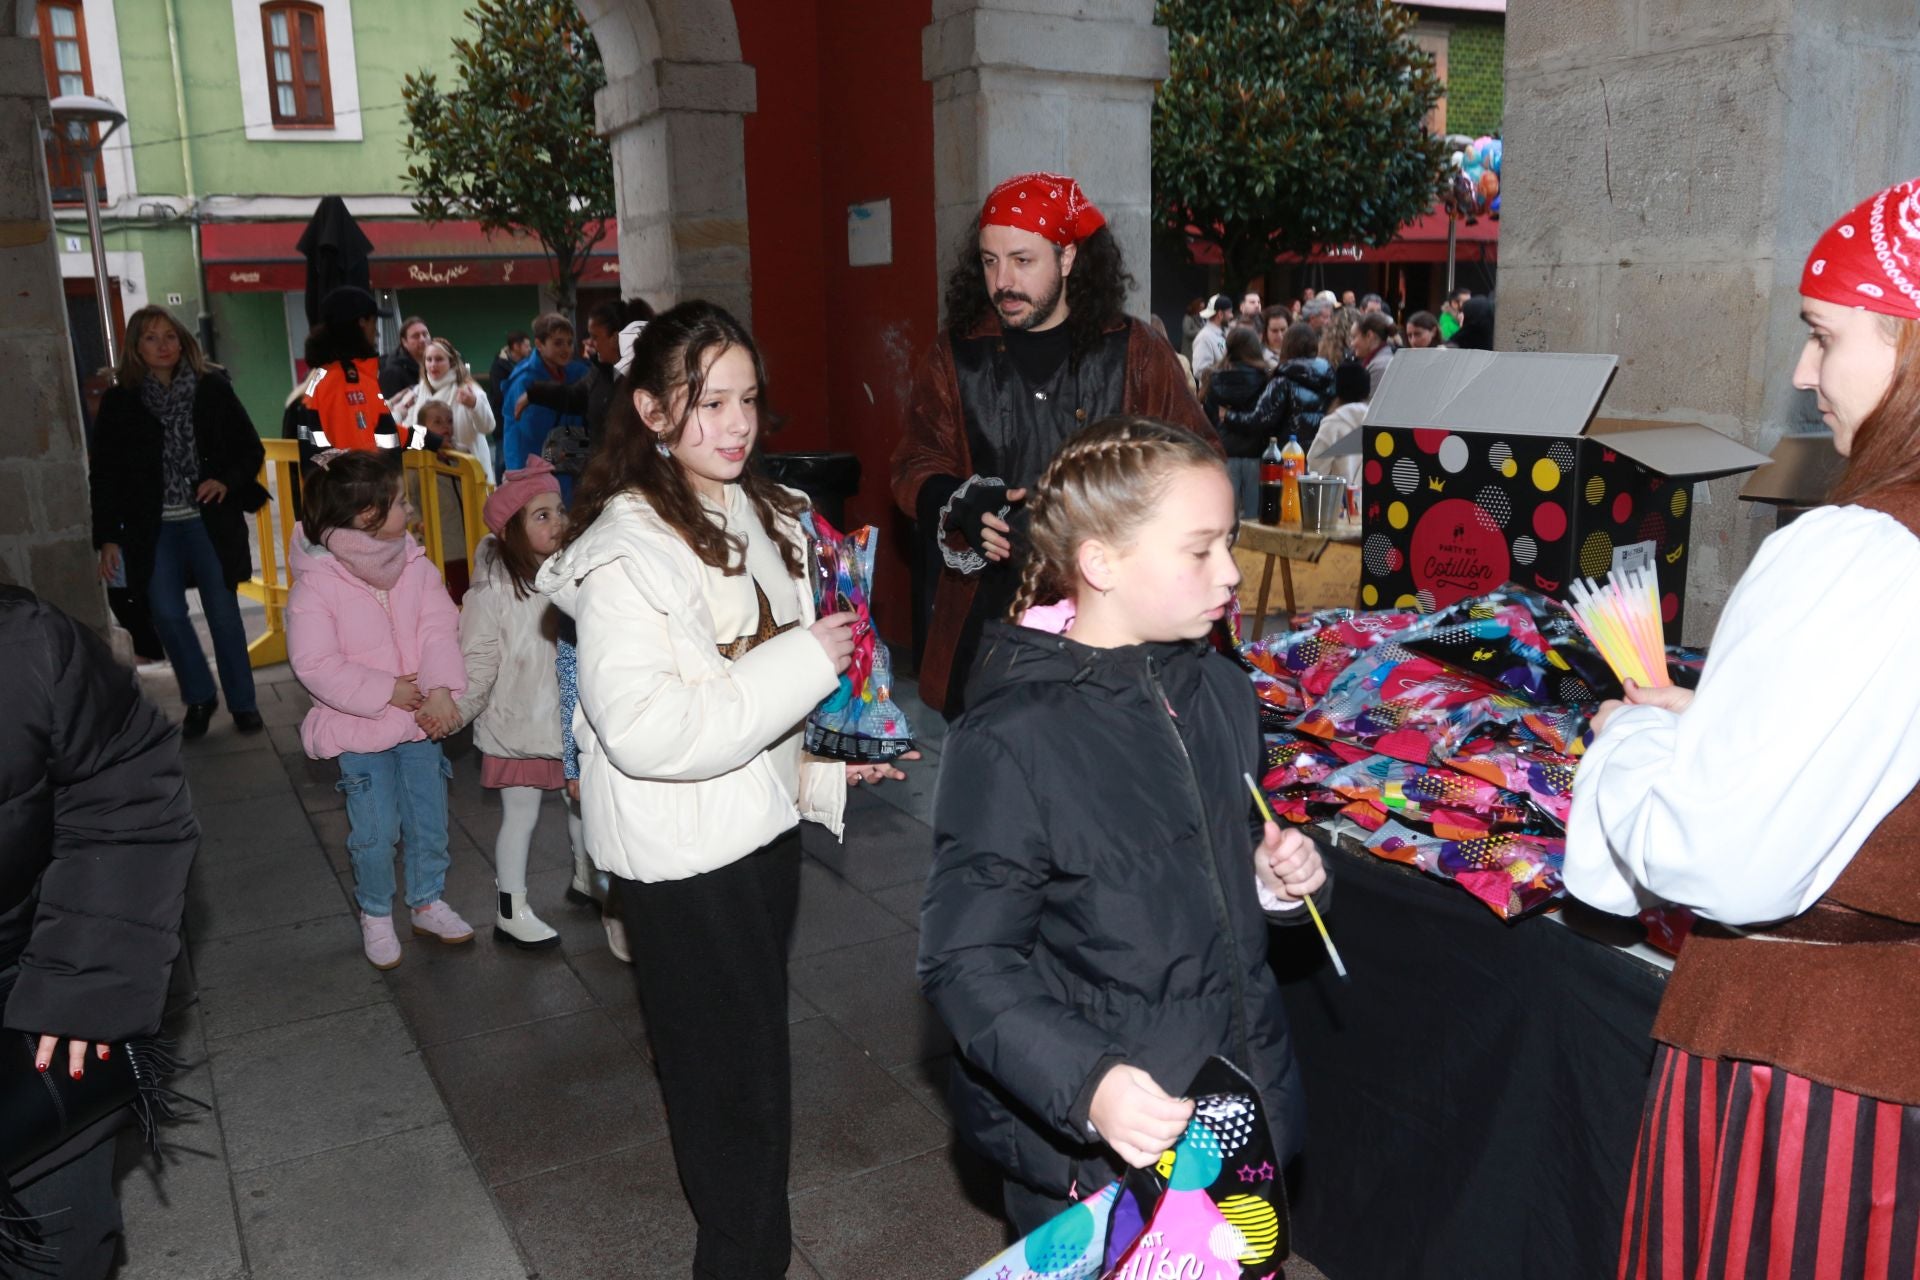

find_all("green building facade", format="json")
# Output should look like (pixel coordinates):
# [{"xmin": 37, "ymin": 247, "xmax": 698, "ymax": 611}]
[
  {"xmin": 37, "ymin": 0, "xmax": 599, "ymax": 435},
  {"xmin": 1439, "ymin": 16, "xmax": 1504, "ymax": 139}
]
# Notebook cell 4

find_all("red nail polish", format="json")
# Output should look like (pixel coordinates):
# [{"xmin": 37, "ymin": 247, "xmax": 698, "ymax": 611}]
[
  {"xmin": 70, "ymin": 1068, "xmax": 83, "ymax": 1080},
  {"xmin": 98, "ymin": 1045, "xmax": 110, "ymax": 1060},
  {"xmin": 34, "ymin": 1060, "xmax": 47, "ymax": 1073}
]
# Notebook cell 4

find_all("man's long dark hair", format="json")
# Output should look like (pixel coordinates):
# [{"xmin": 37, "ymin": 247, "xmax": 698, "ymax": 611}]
[{"xmin": 941, "ymin": 224, "xmax": 1136, "ymax": 365}]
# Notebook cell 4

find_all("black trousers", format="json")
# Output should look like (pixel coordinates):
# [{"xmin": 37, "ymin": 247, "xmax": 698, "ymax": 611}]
[
  {"xmin": 6, "ymin": 1137, "xmax": 121, "ymax": 1280},
  {"xmin": 619, "ymin": 830, "xmax": 800, "ymax": 1280}
]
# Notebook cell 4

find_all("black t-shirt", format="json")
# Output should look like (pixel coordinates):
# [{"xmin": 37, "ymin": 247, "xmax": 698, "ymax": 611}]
[{"xmin": 1001, "ymin": 323, "xmax": 1073, "ymax": 389}]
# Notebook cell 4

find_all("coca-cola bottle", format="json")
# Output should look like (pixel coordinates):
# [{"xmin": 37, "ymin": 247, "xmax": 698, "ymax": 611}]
[{"xmin": 1259, "ymin": 437, "xmax": 1285, "ymax": 524}]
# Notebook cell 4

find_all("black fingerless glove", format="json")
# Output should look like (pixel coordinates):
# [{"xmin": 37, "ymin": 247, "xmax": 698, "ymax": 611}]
[{"xmin": 944, "ymin": 478, "xmax": 1011, "ymax": 554}]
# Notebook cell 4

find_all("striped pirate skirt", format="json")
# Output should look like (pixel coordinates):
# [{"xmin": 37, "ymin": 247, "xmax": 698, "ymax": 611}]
[{"xmin": 1619, "ymin": 1044, "xmax": 1920, "ymax": 1279}]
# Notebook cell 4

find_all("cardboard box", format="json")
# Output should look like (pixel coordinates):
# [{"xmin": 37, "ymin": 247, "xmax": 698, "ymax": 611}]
[
  {"xmin": 1738, "ymin": 431, "xmax": 1844, "ymax": 522},
  {"xmin": 1338, "ymin": 350, "xmax": 1771, "ymax": 641}
]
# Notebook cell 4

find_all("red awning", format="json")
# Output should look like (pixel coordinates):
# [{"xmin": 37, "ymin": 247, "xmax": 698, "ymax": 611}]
[
  {"xmin": 200, "ymin": 218, "xmax": 618, "ymax": 293},
  {"xmin": 1186, "ymin": 206, "xmax": 1497, "ymax": 268}
]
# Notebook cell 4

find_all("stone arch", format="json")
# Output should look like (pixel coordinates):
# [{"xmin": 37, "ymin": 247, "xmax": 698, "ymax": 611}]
[{"xmin": 576, "ymin": 0, "xmax": 756, "ymax": 325}]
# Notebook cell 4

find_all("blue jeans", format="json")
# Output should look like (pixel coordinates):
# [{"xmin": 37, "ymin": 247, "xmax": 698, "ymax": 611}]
[
  {"xmin": 1227, "ymin": 457, "xmax": 1261, "ymax": 520},
  {"xmin": 147, "ymin": 516, "xmax": 258, "ymax": 713},
  {"xmin": 335, "ymin": 739, "xmax": 453, "ymax": 917}
]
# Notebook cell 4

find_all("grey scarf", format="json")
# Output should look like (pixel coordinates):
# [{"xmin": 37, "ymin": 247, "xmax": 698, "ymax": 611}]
[{"xmin": 141, "ymin": 365, "xmax": 200, "ymax": 510}]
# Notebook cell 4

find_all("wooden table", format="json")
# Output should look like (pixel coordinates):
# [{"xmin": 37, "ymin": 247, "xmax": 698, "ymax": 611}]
[{"xmin": 1238, "ymin": 519, "xmax": 1361, "ymax": 639}]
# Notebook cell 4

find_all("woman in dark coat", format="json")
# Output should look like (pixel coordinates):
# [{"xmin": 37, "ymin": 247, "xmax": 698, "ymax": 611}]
[
  {"xmin": 89, "ymin": 306, "xmax": 266, "ymax": 738},
  {"xmin": 1, "ymin": 587, "xmax": 199, "ymax": 1277},
  {"xmin": 1203, "ymin": 325, "xmax": 1273, "ymax": 518}
]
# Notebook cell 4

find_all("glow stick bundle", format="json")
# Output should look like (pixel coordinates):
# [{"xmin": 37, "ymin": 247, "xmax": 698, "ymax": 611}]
[{"xmin": 1566, "ymin": 567, "xmax": 1671, "ymax": 688}]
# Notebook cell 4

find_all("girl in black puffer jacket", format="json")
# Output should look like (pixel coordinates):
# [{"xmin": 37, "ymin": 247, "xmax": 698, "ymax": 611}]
[
  {"xmin": 919, "ymin": 416, "xmax": 1331, "ymax": 1237},
  {"xmin": 1222, "ymin": 321, "xmax": 1336, "ymax": 459}
]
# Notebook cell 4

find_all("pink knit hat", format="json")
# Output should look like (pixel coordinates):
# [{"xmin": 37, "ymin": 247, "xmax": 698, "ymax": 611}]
[{"xmin": 482, "ymin": 456, "xmax": 561, "ymax": 536}]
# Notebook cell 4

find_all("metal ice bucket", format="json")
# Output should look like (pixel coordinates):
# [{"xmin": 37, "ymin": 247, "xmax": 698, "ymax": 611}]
[{"xmin": 1298, "ymin": 474, "xmax": 1347, "ymax": 534}]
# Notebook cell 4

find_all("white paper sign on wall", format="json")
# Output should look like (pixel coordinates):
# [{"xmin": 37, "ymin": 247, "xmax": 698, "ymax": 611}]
[{"xmin": 848, "ymin": 199, "xmax": 893, "ymax": 267}]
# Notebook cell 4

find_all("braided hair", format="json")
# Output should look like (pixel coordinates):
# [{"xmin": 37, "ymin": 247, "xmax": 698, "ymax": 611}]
[{"xmin": 1007, "ymin": 416, "xmax": 1226, "ymax": 622}]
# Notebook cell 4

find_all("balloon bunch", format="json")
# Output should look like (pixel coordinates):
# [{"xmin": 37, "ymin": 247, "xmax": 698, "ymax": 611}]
[{"xmin": 1445, "ymin": 134, "xmax": 1502, "ymax": 223}]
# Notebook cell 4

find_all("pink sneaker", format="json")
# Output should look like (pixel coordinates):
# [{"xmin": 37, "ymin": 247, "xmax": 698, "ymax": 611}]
[
  {"xmin": 410, "ymin": 899, "xmax": 475, "ymax": 944},
  {"xmin": 360, "ymin": 912, "xmax": 402, "ymax": 970}
]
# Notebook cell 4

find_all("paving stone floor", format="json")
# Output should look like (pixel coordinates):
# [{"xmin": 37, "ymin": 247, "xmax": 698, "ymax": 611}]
[{"xmin": 110, "ymin": 619, "xmax": 1324, "ymax": 1279}]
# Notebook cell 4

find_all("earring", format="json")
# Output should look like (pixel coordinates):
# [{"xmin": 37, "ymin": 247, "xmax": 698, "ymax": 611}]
[{"xmin": 655, "ymin": 439, "xmax": 671, "ymax": 458}]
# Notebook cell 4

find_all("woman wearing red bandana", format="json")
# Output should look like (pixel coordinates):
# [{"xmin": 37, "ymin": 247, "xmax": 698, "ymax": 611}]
[
  {"xmin": 892, "ymin": 172, "xmax": 1212, "ymax": 714},
  {"xmin": 1567, "ymin": 178, "xmax": 1920, "ymax": 1278}
]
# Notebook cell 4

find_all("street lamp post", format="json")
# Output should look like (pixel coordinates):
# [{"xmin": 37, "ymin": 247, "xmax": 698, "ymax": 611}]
[{"xmin": 48, "ymin": 95, "xmax": 128, "ymax": 367}]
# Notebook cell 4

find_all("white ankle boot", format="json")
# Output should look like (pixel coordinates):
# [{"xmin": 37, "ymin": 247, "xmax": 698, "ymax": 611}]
[
  {"xmin": 493, "ymin": 887, "xmax": 560, "ymax": 950},
  {"xmin": 566, "ymin": 849, "xmax": 599, "ymax": 907}
]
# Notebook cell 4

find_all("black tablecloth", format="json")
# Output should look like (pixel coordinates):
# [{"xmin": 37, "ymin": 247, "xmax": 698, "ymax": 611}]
[{"xmin": 1270, "ymin": 844, "xmax": 1667, "ymax": 1279}]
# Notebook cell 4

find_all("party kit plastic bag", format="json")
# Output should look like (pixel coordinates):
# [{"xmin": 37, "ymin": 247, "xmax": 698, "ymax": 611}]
[
  {"xmin": 959, "ymin": 1057, "xmax": 1287, "ymax": 1280},
  {"xmin": 801, "ymin": 511, "xmax": 914, "ymax": 762}
]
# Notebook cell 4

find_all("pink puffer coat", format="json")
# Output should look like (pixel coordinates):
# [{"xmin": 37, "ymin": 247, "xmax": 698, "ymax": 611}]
[{"xmin": 286, "ymin": 532, "xmax": 466, "ymax": 759}]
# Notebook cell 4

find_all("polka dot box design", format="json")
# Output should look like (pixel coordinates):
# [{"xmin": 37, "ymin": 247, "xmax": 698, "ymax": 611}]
[{"xmin": 1354, "ymin": 351, "xmax": 1769, "ymax": 644}]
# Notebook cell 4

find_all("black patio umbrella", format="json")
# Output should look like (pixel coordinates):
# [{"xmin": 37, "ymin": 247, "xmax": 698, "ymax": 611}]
[{"xmin": 295, "ymin": 196, "xmax": 374, "ymax": 326}]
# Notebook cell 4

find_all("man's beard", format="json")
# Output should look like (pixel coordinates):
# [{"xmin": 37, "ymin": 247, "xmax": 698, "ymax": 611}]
[{"xmin": 993, "ymin": 269, "xmax": 1067, "ymax": 332}]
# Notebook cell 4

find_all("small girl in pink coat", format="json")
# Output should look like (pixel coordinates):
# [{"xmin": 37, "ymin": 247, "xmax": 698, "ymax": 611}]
[{"xmin": 287, "ymin": 449, "xmax": 474, "ymax": 969}]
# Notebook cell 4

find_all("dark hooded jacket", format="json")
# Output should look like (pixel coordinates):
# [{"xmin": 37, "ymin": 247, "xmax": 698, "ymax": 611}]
[
  {"xmin": 1201, "ymin": 362, "xmax": 1268, "ymax": 458},
  {"xmin": 919, "ymin": 620, "xmax": 1319, "ymax": 1197},
  {"xmin": 0, "ymin": 588, "xmax": 197, "ymax": 1039}
]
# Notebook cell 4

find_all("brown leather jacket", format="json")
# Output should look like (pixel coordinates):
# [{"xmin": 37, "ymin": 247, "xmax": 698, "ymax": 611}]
[{"xmin": 891, "ymin": 315, "xmax": 1213, "ymax": 713}]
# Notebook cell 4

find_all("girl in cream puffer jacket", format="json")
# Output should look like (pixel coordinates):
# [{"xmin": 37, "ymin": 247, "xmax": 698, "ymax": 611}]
[{"xmin": 535, "ymin": 301, "xmax": 912, "ymax": 1278}]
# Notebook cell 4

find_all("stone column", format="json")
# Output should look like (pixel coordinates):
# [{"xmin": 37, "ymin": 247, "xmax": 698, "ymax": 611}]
[
  {"xmin": 1499, "ymin": 1, "xmax": 1920, "ymax": 640},
  {"xmin": 590, "ymin": 0, "xmax": 757, "ymax": 327},
  {"xmin": 0, "ymin": 31, "xmax": 109, "ymax": 634},
  {"xmin": 923, "ymin": 0, "xmax": 1171, "ymax": 319}
]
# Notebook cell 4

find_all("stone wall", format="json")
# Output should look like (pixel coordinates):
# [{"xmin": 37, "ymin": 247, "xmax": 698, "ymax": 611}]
[
  {"xmin": 0, "ymin": 23, "xmax": 109, "ymax": 634},
  {"xmin": 1500, "ymin": 0, "xmax": 1920, "ymax": 641}
]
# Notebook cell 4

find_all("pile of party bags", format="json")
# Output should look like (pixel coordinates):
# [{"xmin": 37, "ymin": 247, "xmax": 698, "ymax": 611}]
[{"xmin": 1241, "ymin": 586, "xmax": 1702, "ymax": 921}]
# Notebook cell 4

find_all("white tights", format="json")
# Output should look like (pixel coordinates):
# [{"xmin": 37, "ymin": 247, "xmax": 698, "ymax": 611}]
[{"xmin": 494, "ymin": 786, "xmax": 584, "ymax": 895}]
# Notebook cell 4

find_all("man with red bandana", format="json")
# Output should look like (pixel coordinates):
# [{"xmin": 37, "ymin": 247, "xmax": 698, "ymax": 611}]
[{"xmin": 892, "ymin": 172, "xmax": 1211, "ymax": 714}]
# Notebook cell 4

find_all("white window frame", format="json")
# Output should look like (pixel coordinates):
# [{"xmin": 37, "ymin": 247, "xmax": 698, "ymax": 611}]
[{"xmin": 231, "ymin": 0, "xmax": 362, "ymax": 142}]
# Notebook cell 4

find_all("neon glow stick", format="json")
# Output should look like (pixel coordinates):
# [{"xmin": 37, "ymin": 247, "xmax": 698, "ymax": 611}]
[
  {"xmin": 1566, "ymin": 570, "xmax": 1670, "ymax": 689},
  {"xmin": 1244, "ymin": 773, "xmax": 1347, "ymax": 979},
  {"xmin": 1572, "ymin": 580, "xmax": 1647, "ymax": 686}
]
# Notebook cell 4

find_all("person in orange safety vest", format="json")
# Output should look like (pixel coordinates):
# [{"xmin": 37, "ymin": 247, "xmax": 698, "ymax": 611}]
[{"xmin": 295, "ymin": 287, "xmax": 442, "ymax": 470}]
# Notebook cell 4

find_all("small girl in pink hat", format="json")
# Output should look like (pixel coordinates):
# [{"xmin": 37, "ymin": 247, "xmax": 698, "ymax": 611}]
[{"xmin": 453, "ymin": 455, "xmax": 580, "ymax": 948}]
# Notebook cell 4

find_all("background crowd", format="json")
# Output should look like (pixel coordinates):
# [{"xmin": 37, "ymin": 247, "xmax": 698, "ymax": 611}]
[{"xmin": 1156, "ymin": 284, "xmax": 1493, "ymax": 516}]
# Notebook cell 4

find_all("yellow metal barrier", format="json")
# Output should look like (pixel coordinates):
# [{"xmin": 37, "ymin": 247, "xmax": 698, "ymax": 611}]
[{"xmin": 239, "ymin": 440, "xmax": 494, "ymax": 667}]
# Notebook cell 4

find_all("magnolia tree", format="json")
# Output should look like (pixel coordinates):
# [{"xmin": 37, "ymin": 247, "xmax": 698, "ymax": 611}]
[
  {"xmin": 401, "ymin": 0, "xmax": 614, "ymax": 309},
  {"xmin": 1152, "ymin": 0, "xmax": 1449, "ymax": 289}
]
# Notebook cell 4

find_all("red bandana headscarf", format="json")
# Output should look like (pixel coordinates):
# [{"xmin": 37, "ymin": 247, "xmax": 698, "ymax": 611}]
[
  {"xmin": 1802, "ymin": 177, "xmax": 1920, "ymax": 320},
  {"xmin": 978, "ymin": 172, "xmax": 1106, "ymax": 247}
]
